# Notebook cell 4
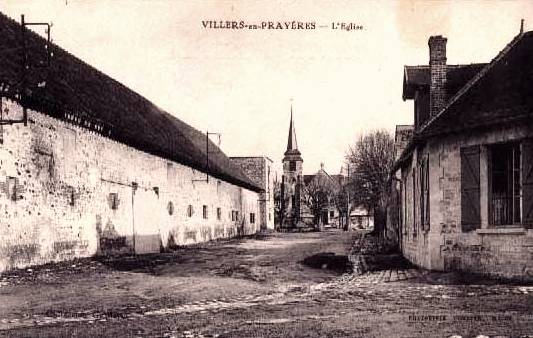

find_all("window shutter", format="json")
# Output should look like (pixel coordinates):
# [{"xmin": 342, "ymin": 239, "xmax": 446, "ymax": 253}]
[
  {"xmin": 461, "ymin": 146, "xmax": 481, "ymax": 231},
  {"xmin": 424, "ymin": 156, "xmax": 430, "ymax": 230},
  {"xmin": 522, "ymin": 139, "xmax": 533, "ymax": 227}
]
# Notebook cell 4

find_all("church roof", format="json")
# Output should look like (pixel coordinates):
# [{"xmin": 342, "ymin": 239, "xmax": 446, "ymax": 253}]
[{"xmin": 303, "ymin": 166, "xmax": 343, "ymax": 188}]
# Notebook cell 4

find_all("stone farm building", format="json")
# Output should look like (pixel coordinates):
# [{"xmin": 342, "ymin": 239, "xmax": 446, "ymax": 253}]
[
  {"xmin": 0, "ymin": 13, "xmax": 266, "ymax": 272},
  {"xmin": 229, "ymin": 156, "xmax": 275, "ymax": 230},
  {"xmin": 392, "ymin": 30, "xmax": 533, "ymax": 281}
]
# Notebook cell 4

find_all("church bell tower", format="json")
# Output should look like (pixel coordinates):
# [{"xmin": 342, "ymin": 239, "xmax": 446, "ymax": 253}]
[{"xmin": 281, "ymin": 105, "xmax": 303, "ymax": 227}]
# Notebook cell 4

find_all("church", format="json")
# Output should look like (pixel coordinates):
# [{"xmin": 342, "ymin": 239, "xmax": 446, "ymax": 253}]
[
  {"xmin": 278, "ymin": 108, "xmax": 374, "ymax": 230},
  {"xmin": 279, "ymin": 108, "xmax": 304, "ymax": 228},
  {"xmin": 279, "ymin": 108, "xmax": 342, "ymax": 229}
]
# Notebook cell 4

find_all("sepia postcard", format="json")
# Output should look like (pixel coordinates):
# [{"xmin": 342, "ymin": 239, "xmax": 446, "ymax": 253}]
[{"xmin": 0, "ymin": 1, "xmax": 533, "ymax": 337}]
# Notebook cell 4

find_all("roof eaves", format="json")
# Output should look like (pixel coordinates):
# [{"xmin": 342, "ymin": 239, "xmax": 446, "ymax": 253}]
[
  {"xmin": 390, "ymin": 133, "xmax": 423, "ymax": 174},
  {"xmin": 403, "ymin": 65, "xmax": 429, "ymax": 101},
  {"xmin": 0, "ymin": 12, "xmax": 263, "ymax": 193}
]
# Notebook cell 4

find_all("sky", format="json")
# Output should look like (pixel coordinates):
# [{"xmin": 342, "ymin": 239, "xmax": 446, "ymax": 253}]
[{"xmin": 2, "ymin": 0, "xmax": 532, "ymax": 176}]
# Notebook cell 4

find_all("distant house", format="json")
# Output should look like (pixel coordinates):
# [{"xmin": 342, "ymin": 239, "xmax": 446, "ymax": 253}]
[
  {"xmin": 394, "ymin": 125, "xmax": 414, "ymax": 161},
  {"xmin": 0, "ymin": 12, "xmax": 262, "ymax": 272},
  {"xmin": 302, "ymin": 166, "xmax": 375, "ymax": 230},
  {"xmin": 391, "ymin": 30, "xmax": 533, "ymax": 280},
  {"xmin": 302, "ymin": 163, "xmax": 343, "ymax": 227},
  {"xmin": 349, "ymin": 206, "xmax": 374, "ymax": 231}
]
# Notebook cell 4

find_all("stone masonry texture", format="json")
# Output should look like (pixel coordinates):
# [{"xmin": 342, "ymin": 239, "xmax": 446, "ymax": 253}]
[
  {"xmin": 400, "ymin": 123, "xmax": 533, "ymax": 281},
  {"xmin": 0, "ymin": 98, "xmax": 261, "ymax": 272},
  {"xmin": 229, "ymin": 157, "xmax": 275, "ymax": 230}
]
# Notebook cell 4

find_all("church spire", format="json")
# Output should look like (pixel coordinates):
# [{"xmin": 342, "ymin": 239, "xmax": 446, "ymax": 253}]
[{"xmin": 286, "ymin": 104, "xmax": 299, "ymax": 152}]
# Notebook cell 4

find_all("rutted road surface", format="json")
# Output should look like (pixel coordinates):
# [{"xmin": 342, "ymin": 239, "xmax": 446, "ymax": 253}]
[{"xmin": 1, "ymin": 230, "xmax": 532, "ymax": 337}]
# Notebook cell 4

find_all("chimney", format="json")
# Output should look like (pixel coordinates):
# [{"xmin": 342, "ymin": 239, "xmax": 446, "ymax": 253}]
[{"xmin": 428, "ymin": 35, "xmax": 447, "ymax": 117}]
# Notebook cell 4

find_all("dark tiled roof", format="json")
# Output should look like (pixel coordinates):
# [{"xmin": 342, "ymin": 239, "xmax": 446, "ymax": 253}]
[
  {"xmin": 419, "ymin": 31, "xmax": 533, "ymax": 137},
  {"xmin": 0, "ymin": 12, "xmax": 261, "ymax": 192},
  {"xmin": 393, "ymin": 31, "xmax": 533, "ymax": 173},
  {"xmin": 303, "ymin": 174, "xmax": 315, "ymax": 186},
  {"xmin": 402, "ymin": 63, "xmax": 487, "ymax": 100}
]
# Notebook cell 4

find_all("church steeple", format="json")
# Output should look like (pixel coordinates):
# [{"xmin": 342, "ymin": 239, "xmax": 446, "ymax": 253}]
[
  {"xmin": 281, "ymin": 103, "xmax": 303, "ymax": 228},
  {"xmin": 286, "ymin": 105, "xmax": 298, "ymax": 152},
  {"xmin": 284, "ymin": 105, "xmax": 301, "ymax": 157}
]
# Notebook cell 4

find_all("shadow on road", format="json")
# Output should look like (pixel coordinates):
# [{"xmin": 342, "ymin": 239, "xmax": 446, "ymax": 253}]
[
  {"xmin": 301, "ymin": 252, "xmax": 352, "ymax": 273},
  {"xmin": 94, "ymin": 254, "xmax": 178, "ymax": 273}
]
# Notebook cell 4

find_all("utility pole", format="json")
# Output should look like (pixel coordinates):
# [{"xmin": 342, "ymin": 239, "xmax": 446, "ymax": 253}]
[
  {"xmin": 21, "ymin": 14, "xmax": 27, "ymax": 126},
  {"xmin": 193, "ymin": 131, "xmax": 220, "ymax": 183},
  {"xmin": 346, "ymin": 163, "xmax": 350, "ymax": 231}
]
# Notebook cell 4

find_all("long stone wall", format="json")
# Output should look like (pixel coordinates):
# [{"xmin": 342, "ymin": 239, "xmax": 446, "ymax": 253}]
[
  {"xmin": 0, "ymin": 98, "xmax": 260, "ymax": 272},
  {"xmin": 400, "ymin": 124, "xmax": 533, "ymax": 280}
]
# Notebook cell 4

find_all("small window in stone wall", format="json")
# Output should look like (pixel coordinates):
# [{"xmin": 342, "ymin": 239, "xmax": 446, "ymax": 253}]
[
  {"xmin": 7, "ymin": 177, "xmax": 19, "ymax": 201},
  {"xmin": 231, "ymin": 210, "xmax": 235, "ymax": 221},
  {"xmin": 250, "ymin": 213, "xmax": 255, "ymax": 224},
  {"xmin": 217, "ymin": 207, "xmax": 222, "ymax": 220},
  {"xmin": 236, "ymin": 211, "xmax": 239, "ymax": 221},
  {"xmin": 109, "ymin": 193, "xmax": 119, "ymax": 210},
  {"xmin": 203, "ymin": 205, "xmax": 208, "ymax": 219},
  {"xmin": 187, "ymin": 205, "xmax": 194, "ymax": 217},
  {"xmin": 290, "ymin": 161, "xmax": 296, "ymax": 171},
  {"xmin": 69, "ymin": 187, "xmax": 75, "ymax": 206},
  {"xmin": 167, "ymin": 201, "xmax": 174, "ymax": 215}
]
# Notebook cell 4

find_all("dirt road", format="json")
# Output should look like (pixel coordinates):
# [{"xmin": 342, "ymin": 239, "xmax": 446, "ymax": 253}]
[{"xmin": 1, "ymin": 230, "xmax": 532, "ymax": 337}]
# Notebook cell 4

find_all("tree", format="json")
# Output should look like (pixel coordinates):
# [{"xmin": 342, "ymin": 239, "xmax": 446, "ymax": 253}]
[
  {"xmin": 345, "ymin": 130, "xmax": 395, "ymax": 236},
  {"xmin": 303, "ymin": 173, "xmax": 337, "ymax": 230},
  {"xmin": 273, "ymin": 175, "xmax": 289, "ymax": 227},
  {"xmin": 333, "ymin": 180, "xmax": 353, "ymax": 231}
]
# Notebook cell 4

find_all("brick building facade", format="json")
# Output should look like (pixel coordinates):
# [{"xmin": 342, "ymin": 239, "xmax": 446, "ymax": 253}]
[{"xmin": 392, "ymin": 30, "xmax": 533, "ymax": 281}]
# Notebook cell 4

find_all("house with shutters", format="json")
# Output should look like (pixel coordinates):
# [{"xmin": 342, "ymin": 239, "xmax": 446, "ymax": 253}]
[{"xmin": 392, "ymin": 29, "xmax": 533, "ymax": 281}]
